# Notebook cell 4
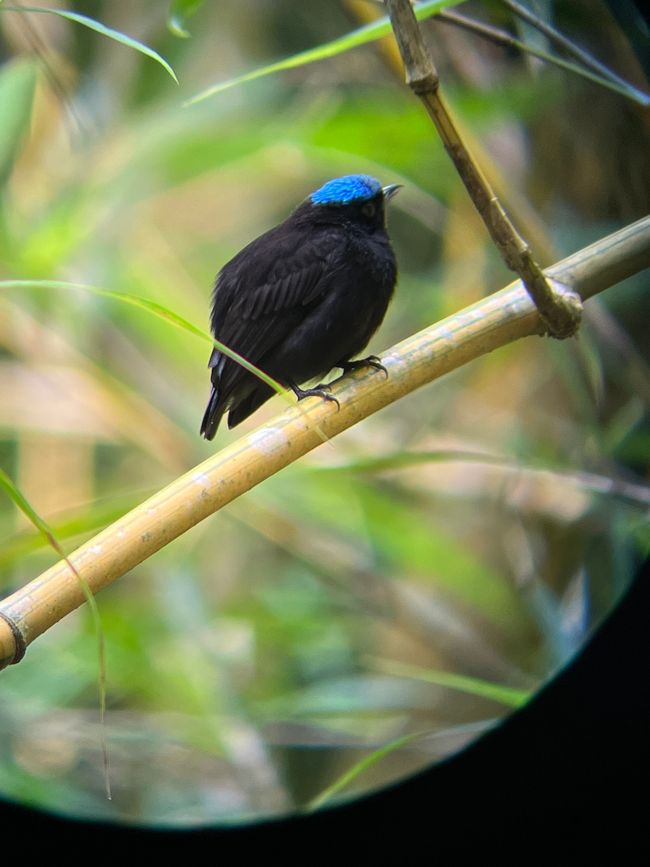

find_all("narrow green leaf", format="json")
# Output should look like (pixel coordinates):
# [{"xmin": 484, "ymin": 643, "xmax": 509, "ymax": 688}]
[
  {"xmin": 184, "ymin": 0, "xmax": 648, "ymax": 108},
  {"xmin": 0, "ymin": 467, "xmax": 112, "ymax": 799},
  {"xmin": 0, "ymin": 278, "xmax": 287, "ymax": 400},
  {"xmin": 1, "ymin": 6, "xmax": 178, "ymax": 83},
  {"xmin": 315, "ymin": 449, "xmax": 650, "ymax": 508},
  {"xmin": 168, "ymin": 0, "xmax": 205, "ymax": 38},
  {"xmin": 0, "ymin": 491, "xmax": 152, "ymax": 570},
  {"xmin": 306, "ymin": 731, "xmax": 422, "ymax": 812},
  {"xmin": 369, "ymin": 657, "xmax": 531, "ymax": 708},
  {"xmin": 499, "ymin": 0, "xmax": 650, "ymax": 106},
  {"xmin": 0, "ymin": 468, "xmax": 59, "ymax": 551},
  {"xmin": 2, "ymin": 277, "xmax": 333, "ymax": 444},
  {"xmin": 503, "ymin": 35, "xmax": 650, "ymax": 105},
  {"xmin": 185, "ymin": 0, "xmax": 462, "ymax": 106}
]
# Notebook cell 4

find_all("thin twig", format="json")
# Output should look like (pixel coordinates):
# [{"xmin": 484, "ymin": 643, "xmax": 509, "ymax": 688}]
[
  {"xmin": 434, "ymin": 8, "xmax": 650, "ymax": 106},
  {"xmin": 385, "ymin": 0, "xmax": 583, "ymax": 339},
  {"xmin": 361, "ymin": 0, "xmax": 650, "ymax": 105},
  {"xmin": 1, "ymin": 215, "xmax": 649, "ymax": 668},
  {"xmin": 344, "ymin": 0, "xmax": 556, "ymax": 261},
  {"xmin": 498, "ymin": 0, "xmax": 646, "ymax": 98}
]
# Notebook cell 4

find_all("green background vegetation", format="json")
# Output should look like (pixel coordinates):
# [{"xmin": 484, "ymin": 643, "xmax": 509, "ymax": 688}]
[{"xmin": 0, "ymin": 0, "xmax": 648, "ymax": 826}]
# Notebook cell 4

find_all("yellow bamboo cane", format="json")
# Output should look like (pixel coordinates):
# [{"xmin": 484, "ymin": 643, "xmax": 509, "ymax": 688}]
[{"xmin": 1, "ymin": 216, "xmax": 649, "ymax": 668}]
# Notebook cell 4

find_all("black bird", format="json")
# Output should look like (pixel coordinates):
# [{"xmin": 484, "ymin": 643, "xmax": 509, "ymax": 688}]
[{"xmin": 200, "ymin": 174, "xmax": 400, "ymax": 439}]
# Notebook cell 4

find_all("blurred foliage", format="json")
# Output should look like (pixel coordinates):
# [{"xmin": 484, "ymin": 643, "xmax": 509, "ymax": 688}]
[{"xmin": 0, "ymin": 0, "xmax": 648, "ymax": 828}]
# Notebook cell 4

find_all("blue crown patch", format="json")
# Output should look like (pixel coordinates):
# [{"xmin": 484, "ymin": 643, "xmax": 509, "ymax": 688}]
[{"xmin": 310, "ymin": 174, "xmax": 382, "ymax": 205}]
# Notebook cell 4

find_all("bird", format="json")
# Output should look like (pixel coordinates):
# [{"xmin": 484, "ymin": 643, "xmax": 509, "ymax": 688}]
[{"xmin": 200, "ymin": 173, "xmax": 401, "ymax": 440}]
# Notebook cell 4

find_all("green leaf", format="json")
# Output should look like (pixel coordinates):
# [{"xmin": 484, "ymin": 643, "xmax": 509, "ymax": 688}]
[
  {"xmin": 185, "ymin": 0, "xmax": 463, "ymax": 105},
  {"xmin": 0, "ymin": 466, "xmax": 111, "ymax": 798},
  {"xmin": 307, "ymin": 731, "xmax": 423, "ymax": 811},
  {"xmin": 183, "ymin": 0, "xmax": 649, "ymax": 108},
  {"xmin": 0, "ymin": 278, "xmax": 286, "ymax": 399},
  {"xmin": 1, "ymin": 6, "xmax": 178, "ymax": 83},
  {"xmin": 315, "ymin": 449, "xmax": 650, "ymax": 508},
  {"xmin": 0, "ymin": 58, "xmax": 37, "ymax": 186},
  {"xmin": 0, "ymin": 491, "xmax": 150, "ymax": 570},
  {"xmin": 168, "ymin": 0, "xmax": 205, "ymax": 38},
  {"xmin": 0, "ymin": 467, "xmax": 62, "ymax": 555},
  {"xmin": 369, "ymin": 658, "xmax": 532, "ymax": 708}
]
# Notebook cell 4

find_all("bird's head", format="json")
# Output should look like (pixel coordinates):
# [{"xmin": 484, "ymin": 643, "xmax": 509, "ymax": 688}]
[{"xmin": 305, "ymin": 174, "xmax": 401, "ymax": 231}]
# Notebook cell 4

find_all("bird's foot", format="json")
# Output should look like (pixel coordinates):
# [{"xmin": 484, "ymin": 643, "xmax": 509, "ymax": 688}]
[
  {"xmin": 290, "ymin": 382, "xmax": 340, "ymax": 411},
  {"xmin": 338, "ymin": 355, "xmax": 388, "ymax": 378}
]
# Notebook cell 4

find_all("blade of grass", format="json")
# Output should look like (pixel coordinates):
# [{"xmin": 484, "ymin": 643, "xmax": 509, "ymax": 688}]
[
  {"xmin": 499, "ymin": 0, "xmax": 650, "ymax": 105},
  {"xmin": 0, "ymin": 490, "xmax": 154, "ymax": 571},
  {"xmin": 1, "ymin": 279, "xmax": 333, "ymax": 444},
  {"xmin": 306, "ymin": 731, "xmax": 423, "ymax": 812},
  {"xmin": 0, "ymin": 278, "xmax": 285, "ymax": 400},
  {"xmin": 313, "ymin": 449, "xmax": 650, "ymax": 508},
  {"xmin": 184, "ymin": 0, "xmax": 646, "ymax": 107},
  {"xmin": 1, "ymin": 5, "xmax": 178, "ymax": 83},
  {"xmin": 184, "ymin": 0, "xmax": 463, "ymax": 105},
  {"xmin": 368, "ymin": 657, "xmax": 531, "ymax": 708},
  {"xmin": 437, "ymin": 8, "xmax": 650, "ymax": 106},
  {"xmin": 0, "ymin": 467, "xmax": 112, "ymax": 799}
]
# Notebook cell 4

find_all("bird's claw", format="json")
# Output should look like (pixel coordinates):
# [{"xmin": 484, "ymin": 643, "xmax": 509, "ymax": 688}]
[
  {"xmin": 290, "ymin": 383, "xmax": 340, "ymax": 411},
  {"xmin": 339, "ymin": 355, "xmax": 388, "ymax": 379}
]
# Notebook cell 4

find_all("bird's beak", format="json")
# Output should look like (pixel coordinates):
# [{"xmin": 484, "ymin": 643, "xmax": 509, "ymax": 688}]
[{"xmin": 382, "ymin": 183, "xmax": 402, "ymax": 202}]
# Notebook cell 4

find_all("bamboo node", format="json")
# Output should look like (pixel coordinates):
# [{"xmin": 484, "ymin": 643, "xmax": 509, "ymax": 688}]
[
  {"xmin": 409, "ymin": 71, "xmax": 439, "ymax": 94},
  {"xmin": 541, "ymin": 280, "xmax": 584, "ymax": 339},
  {"xmin": 0, "ymin": 610, "xmax": 26, "ymax": 667}
]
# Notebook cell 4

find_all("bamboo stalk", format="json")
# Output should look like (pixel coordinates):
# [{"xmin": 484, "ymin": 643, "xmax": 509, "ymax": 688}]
[
  {"xmin": 343, "ymin": 0, "xmax": 557, "ymax": 263},
  {"xmin": 1, "ymin": 216, "xmax": 649, "ymax": 669},
  {"xmin": 384, "ymin": 0, "xmax": 583, "ymax": 338}
]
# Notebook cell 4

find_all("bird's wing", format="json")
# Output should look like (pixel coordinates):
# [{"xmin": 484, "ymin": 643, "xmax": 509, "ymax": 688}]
[{"xmin": 209, "ymin": 226, "xmax": 342, "ymax": 370}]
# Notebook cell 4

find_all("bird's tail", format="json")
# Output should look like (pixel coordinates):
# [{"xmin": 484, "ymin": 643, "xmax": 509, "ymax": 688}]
[
  {"xmin": 200, "ymin": 385, "xmax": 226, "ymax": 440},
  {"xmin": 226, "ymin": 384, "xmax": 275, "ymax": 428}
]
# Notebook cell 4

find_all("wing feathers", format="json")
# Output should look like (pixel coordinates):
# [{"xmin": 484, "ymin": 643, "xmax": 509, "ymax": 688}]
[
  {"xmin": 238, "ymin": 262, "xmax": 325, "ymax": 321},
  {"xmin": 202, "ymin": 220, "xmax": 347, "ymax": 437}
]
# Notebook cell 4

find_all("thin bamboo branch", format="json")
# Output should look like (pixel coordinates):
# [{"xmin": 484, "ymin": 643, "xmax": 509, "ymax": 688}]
[
  {"xmin": 435, "ymin": 8, "xmax": 649, "ymax": 106},
  {"xmin": 359, "ymin": 0, "xmax": 650, "ymax": 106},
  {"xmin": 385, "ymin": 0, "xmax": 583, "ymax": 339},
  {"xmin": 1, "ymin": 215, "xmax": 649, "ymax": 669},
  {"xmin": 498, "ymin": 0, "xmax": 646, "ymax": 98},
  {"xmin": 344, "ymin": 0, "xmax": 556, "ymax": 262}
]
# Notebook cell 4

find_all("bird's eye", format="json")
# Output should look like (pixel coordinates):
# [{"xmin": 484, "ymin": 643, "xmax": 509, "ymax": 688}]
[{"xmin": 362, "ymin": 202, "xmax": 376, "ymax": 218}]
